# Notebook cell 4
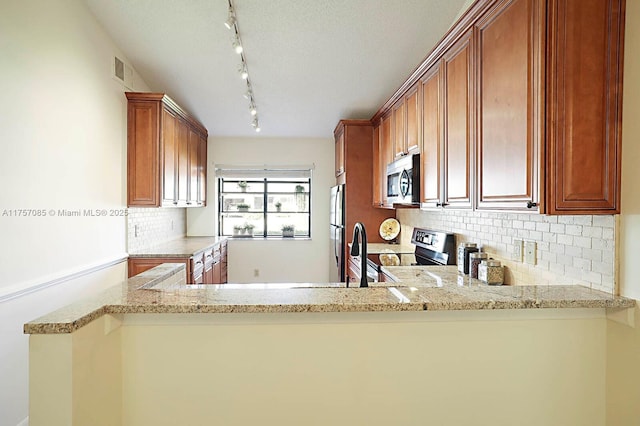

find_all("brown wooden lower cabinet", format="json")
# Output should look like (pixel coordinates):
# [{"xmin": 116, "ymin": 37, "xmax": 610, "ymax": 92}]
[
  {"xmin": 128, "ymin": 241, "xmax": 228, "ymax": 284},
  {"xmin": 378, "ymin": 271, "xmax": 395, "ymax": 283},
  {"xmin": 128, "ymin": 257, "xmax": 191, "ymax": 281},
  {"xmin": 347, "ymin": 256, "xmax": 361, "ymax": 287}
]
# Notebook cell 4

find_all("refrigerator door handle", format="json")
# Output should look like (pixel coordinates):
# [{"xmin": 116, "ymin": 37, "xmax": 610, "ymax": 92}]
[
  {"xmin": 334, "ymin": 227, "xmax": 339, "ymax": 265},
  {"xmin": 334, "ymin": 187, "xmax": 339, "ymax": 225}
]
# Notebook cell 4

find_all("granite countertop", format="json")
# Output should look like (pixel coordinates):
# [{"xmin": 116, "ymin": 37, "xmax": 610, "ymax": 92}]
[
  {"xmin": 128, "ymin": 236, "xmax": 227, "ymax": 258},
  {"xmin": 382, "ymin": 265, "xmax": 635, "ymax": 310},
  {"xmin": 364, "ymin": 243, "xmax": 415, "ymax": 255},
  {"xmin": 24, "ymin": 264, "xmax": 635, "ymax": 335}
]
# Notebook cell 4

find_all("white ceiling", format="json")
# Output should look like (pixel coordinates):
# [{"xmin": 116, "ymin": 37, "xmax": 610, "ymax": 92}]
[{"xmin": 86, "ymin": 0, "xmax": 470, "ymax": 138}]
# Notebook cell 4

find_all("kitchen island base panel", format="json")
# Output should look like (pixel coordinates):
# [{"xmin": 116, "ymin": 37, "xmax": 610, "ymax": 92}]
[{"xmin": 31, "ymin": 310, "xmax": 607, "ymax": 426}]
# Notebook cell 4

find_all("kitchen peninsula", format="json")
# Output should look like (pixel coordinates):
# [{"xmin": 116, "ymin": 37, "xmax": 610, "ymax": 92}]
[{"xmin": 25, "ymin": 264, "xmax": 634, "ymax": 426}]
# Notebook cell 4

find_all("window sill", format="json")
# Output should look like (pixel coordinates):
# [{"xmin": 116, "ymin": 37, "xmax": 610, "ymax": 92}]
[{"xmin": 226, "ymin": 236, "xmax": 312, "ymax": 241}]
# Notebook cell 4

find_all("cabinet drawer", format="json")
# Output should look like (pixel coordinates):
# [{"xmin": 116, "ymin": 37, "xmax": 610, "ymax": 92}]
[
  {"xmin": 128, "ymin": 257, "xmax": 189, "ymax": 278},
  {"xmin": 203, "ymin": 249, "xmax": 214, "ymax": 268}
]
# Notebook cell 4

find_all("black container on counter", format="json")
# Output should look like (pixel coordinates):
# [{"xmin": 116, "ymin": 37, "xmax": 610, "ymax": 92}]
[{"xmin": 457, "ymin": 243, "xmax": 478, "ymax": 275}]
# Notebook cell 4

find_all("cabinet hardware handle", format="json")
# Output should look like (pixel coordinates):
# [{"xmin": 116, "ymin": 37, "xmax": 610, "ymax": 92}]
[
  {"xmin": 436, "ymin": 202, "xmax": 441, "ymax": 207},
  {"xmin": 527, "ymin": 201, "xmax": 538, "ymax": 209},
  {"xmin": 442, "ymin": 202, "xmax": 449, "ymax": 207}
]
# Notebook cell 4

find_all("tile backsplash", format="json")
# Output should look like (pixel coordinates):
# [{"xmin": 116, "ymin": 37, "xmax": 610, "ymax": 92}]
[
  {"xmin": 127, "ymin": 208, "xmax": 186, "ymax": 252},
  {"xmin": 397, "ymin": 209, "xmax": 617, "ymax": 294}
]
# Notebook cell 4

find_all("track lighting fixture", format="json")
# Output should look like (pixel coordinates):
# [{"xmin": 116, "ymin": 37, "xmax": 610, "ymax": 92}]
[
  {"xmin": 226, "ymin": 0, "xmax": 261, "ymax": 132},
  {"xmin": 239, "ymin": 64, "xmax": 248, "ymax": 80},
  {"xmin": 224, "ymin": 6, "xmax": 236, "ymax": 30},
  {"xmin": 232, "ymin": 38, "xmax": 243, "ymax": 54}
]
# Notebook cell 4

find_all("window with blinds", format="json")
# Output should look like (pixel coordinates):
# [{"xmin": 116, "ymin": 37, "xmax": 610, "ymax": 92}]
[{"xmin": 216, "ymin": 166, "xmax": 312, "ymax": 238}]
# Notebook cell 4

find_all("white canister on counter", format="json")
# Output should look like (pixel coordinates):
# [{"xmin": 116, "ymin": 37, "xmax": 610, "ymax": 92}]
[{"xmin": 478, "ymin": 260, "xmax": 504, "ymax": 285}]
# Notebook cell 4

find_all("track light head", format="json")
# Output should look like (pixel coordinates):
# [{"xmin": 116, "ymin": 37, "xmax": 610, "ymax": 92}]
[
  {"xmin": 233, "ymin": 39, "xmax": 243, "ymax": 54},
  {"xmin": 224, "ymin": 15, "xmax": 236, "ymax": 30},
  {"xmin": 239, "ymin": 64, "xmax": 248, "ymax": 80}
]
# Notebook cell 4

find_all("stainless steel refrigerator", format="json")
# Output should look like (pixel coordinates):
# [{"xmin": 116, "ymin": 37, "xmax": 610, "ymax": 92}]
[{"xmin": 329, "ymin": 184, "xmax": 345, "ymax": 282}]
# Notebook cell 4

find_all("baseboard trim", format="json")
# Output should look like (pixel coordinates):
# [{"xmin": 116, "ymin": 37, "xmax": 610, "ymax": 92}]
[{"xmin": 0, "ymin": 254, "xmax": 128, "ymax": 304}]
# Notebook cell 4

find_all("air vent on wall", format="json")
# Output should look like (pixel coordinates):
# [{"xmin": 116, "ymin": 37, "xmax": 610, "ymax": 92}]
[
  {"xmin": 113, "ymin": 55, "xmax": 134, "ymax": 91},
  {"xmin": 114, "ymin": 56, "xmax": 125, "ymax": 81}
]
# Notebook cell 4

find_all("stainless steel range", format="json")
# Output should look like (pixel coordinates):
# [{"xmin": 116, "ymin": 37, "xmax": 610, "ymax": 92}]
[
  {"xmin": 365, "ymin": 228, "xmax": 456, "ymax": 282},
  {"xmin": 411, "ymin": 228, "xmax": 456, "ymax": 266}
]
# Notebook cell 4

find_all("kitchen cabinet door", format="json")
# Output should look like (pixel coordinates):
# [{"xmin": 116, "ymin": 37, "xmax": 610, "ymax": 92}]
[
  {"xmin": 161, "ymin": 108, "xmax": 178, "ymax": 205},
  {"xmin": 188, "ymin": 128, "xmax": 199, "ymax": 206},
  {"xmin": 347, "ymin": 256, "xmax": 361, "ymax": 287},
  {"xmin": 198, "ymin": 134, "xmax": 207, "ymax": 206},
  {"xmin": 335, "ymin": 128, "xmax": 345, "ymax": 178},
  {"xmin": 176, "ymin": 119, "xmax": 189, "ymax": 205},
  {"xmin": 405, "ymin": 83, "xmax": 420, "ymax": 155},
  {"xmin": 372, "ymin": 123, "xmax": 383, "ymax": 207},
  {"xmin": 392, "ymin": 98, "xmax": 406, "ymax": 158},
  {"xmin": 220, "ymin": 240, "xmax": 228, "ymax": 283},
  {"xmin": 379, "ymin": 112, "xmax": 394, "ymax": 208},
  {"xmin": 191, "ymin": 253, "xmax": 204, "ymax": 284},
  {"xmin": 127, "ymin": 101, "xmax": 160, "ymax": 206},
  {"xmin": 546, "ymin": 0, "xmax": 624, "ymax": 214},
  {"xmin": 420, "ymin": 62, "xmax": 442, "ymax": 208},
  {"xmin": 476, "ymin": 0, "xmax": 543, "ymax": 211},
  {"xmin": 442, "ymin": 30, "xmax": 474, "ymax": 209}
]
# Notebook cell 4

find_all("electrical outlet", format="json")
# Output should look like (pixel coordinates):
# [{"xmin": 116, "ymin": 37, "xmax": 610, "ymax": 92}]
[
  {"xmin": 513, "ymin": 239, "xmax": 524, "ymax": 262},
  {"xmin": 524, "ymin": 241, "xmax": 537, "ymax": 265},
  {"xmin": 253, "ymin": 269, "xmax": 260, "ymax": 277}
]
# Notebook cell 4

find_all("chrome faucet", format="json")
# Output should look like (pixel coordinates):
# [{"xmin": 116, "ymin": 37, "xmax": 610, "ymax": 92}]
[{"xmin": 349, "ymin": 222, "xmax": 368, "ymax": 288}]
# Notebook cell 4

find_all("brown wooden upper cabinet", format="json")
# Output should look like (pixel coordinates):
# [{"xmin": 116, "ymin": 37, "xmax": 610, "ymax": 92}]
[
  {"xmin": 372, "ymin": 0, "xmax": 624, "ymax": 214},
  {"xmin": 373, "ymin": 112, "xmax": 394, "ymax": 208},
  {"xmin": 442, "ymin": 30, "xmax": 474, "ymax": 209},
  {"xmin": 392, "ymin": 84, "xmax": 421, "ymax": 159},
  {"xmin": 420, "ymin": 62, "xmax": 442, "ymax": 208},
  {"xmin": 546, "ymin": 0, "xmax": 623, "ymax": 214},
  {"xmin": 474, "ymin": 0, "xmax": 623, "ymax": 213},
  {"xmin": 126, "ymin": 92, "xmax": 208, "ymax": 208},
  {"xmin": 420, "ymin": 30, "xmax": 475, "ymax": 210},
  {"xmin": 475, "ymin": 0, "xmax": 544, "ymax": 211},
  {"xmin": 335, "ymin": 129, "xmax": 345, "ymax": 178}
]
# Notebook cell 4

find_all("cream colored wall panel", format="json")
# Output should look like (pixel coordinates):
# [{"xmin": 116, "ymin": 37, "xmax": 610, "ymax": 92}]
[
  {"xmin": 29, "ymin": 315, "xmax": 122, "ymax": 426},
  {"xmin": 609, "ymin": 0, "xmax": 640, "ymax": 423},
  {"xmin": 121, "ymin": 311, "xmax": 606, "ymax": 426}
]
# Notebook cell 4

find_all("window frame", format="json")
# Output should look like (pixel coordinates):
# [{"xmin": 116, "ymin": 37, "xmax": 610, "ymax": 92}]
[{"xmin": 217, "ymin": 177, "xmax": 312, "ymax": 239}]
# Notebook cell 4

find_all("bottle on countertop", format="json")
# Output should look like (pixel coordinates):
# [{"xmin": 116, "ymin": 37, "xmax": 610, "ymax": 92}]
[
  {"xmin": 457, "ymin": 243, "xmax": 478, "ymax": 275},
  {"xmin": 469, "ymin": 252, "xmax": 488, "ymax": 279},
  {"xmin": 478, "ymin": 260, "xmax": 504, "ymax": 285}
]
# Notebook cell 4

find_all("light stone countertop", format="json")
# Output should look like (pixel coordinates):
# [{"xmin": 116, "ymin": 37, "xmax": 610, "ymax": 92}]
[
  {"xmin": 24, "ymin": 264, "xmax": 635, "ymax": 335},
  {"xmin": 382, "ymin": 265, "xmax": 635, "ymax": 310},
  {"xmin": 128, "ymin": 236, "xmax": 227, "ymax": 258},
  {"xmin": 363, "ymin": 243, "xmax": 416, "ymax": 255}
]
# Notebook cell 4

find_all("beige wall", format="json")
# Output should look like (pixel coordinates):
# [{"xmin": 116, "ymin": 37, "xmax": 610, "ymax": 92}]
[
  {"xmin": 0, "ymin": 1, "xmax": 149, "ymax": 424},
  {"xmin": 607, "ymin": 0, "xmax": 640, "ymax": 423},
  {"xmin": 126, "ymin": 311, "xmax": 607, "ymax": 425},
  {"xmin": 189, "ymin": 136, "xmax": 335, "ymax": 283},
  {"xmin": 29, "ymin": 309, "xmax": 610, "ymax": 426}
]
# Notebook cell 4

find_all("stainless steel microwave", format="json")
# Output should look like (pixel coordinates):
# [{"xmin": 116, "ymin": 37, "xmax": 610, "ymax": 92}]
[{"xmin": 386, "ymin": 154, "xmax": 420, "ymax": 205}]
